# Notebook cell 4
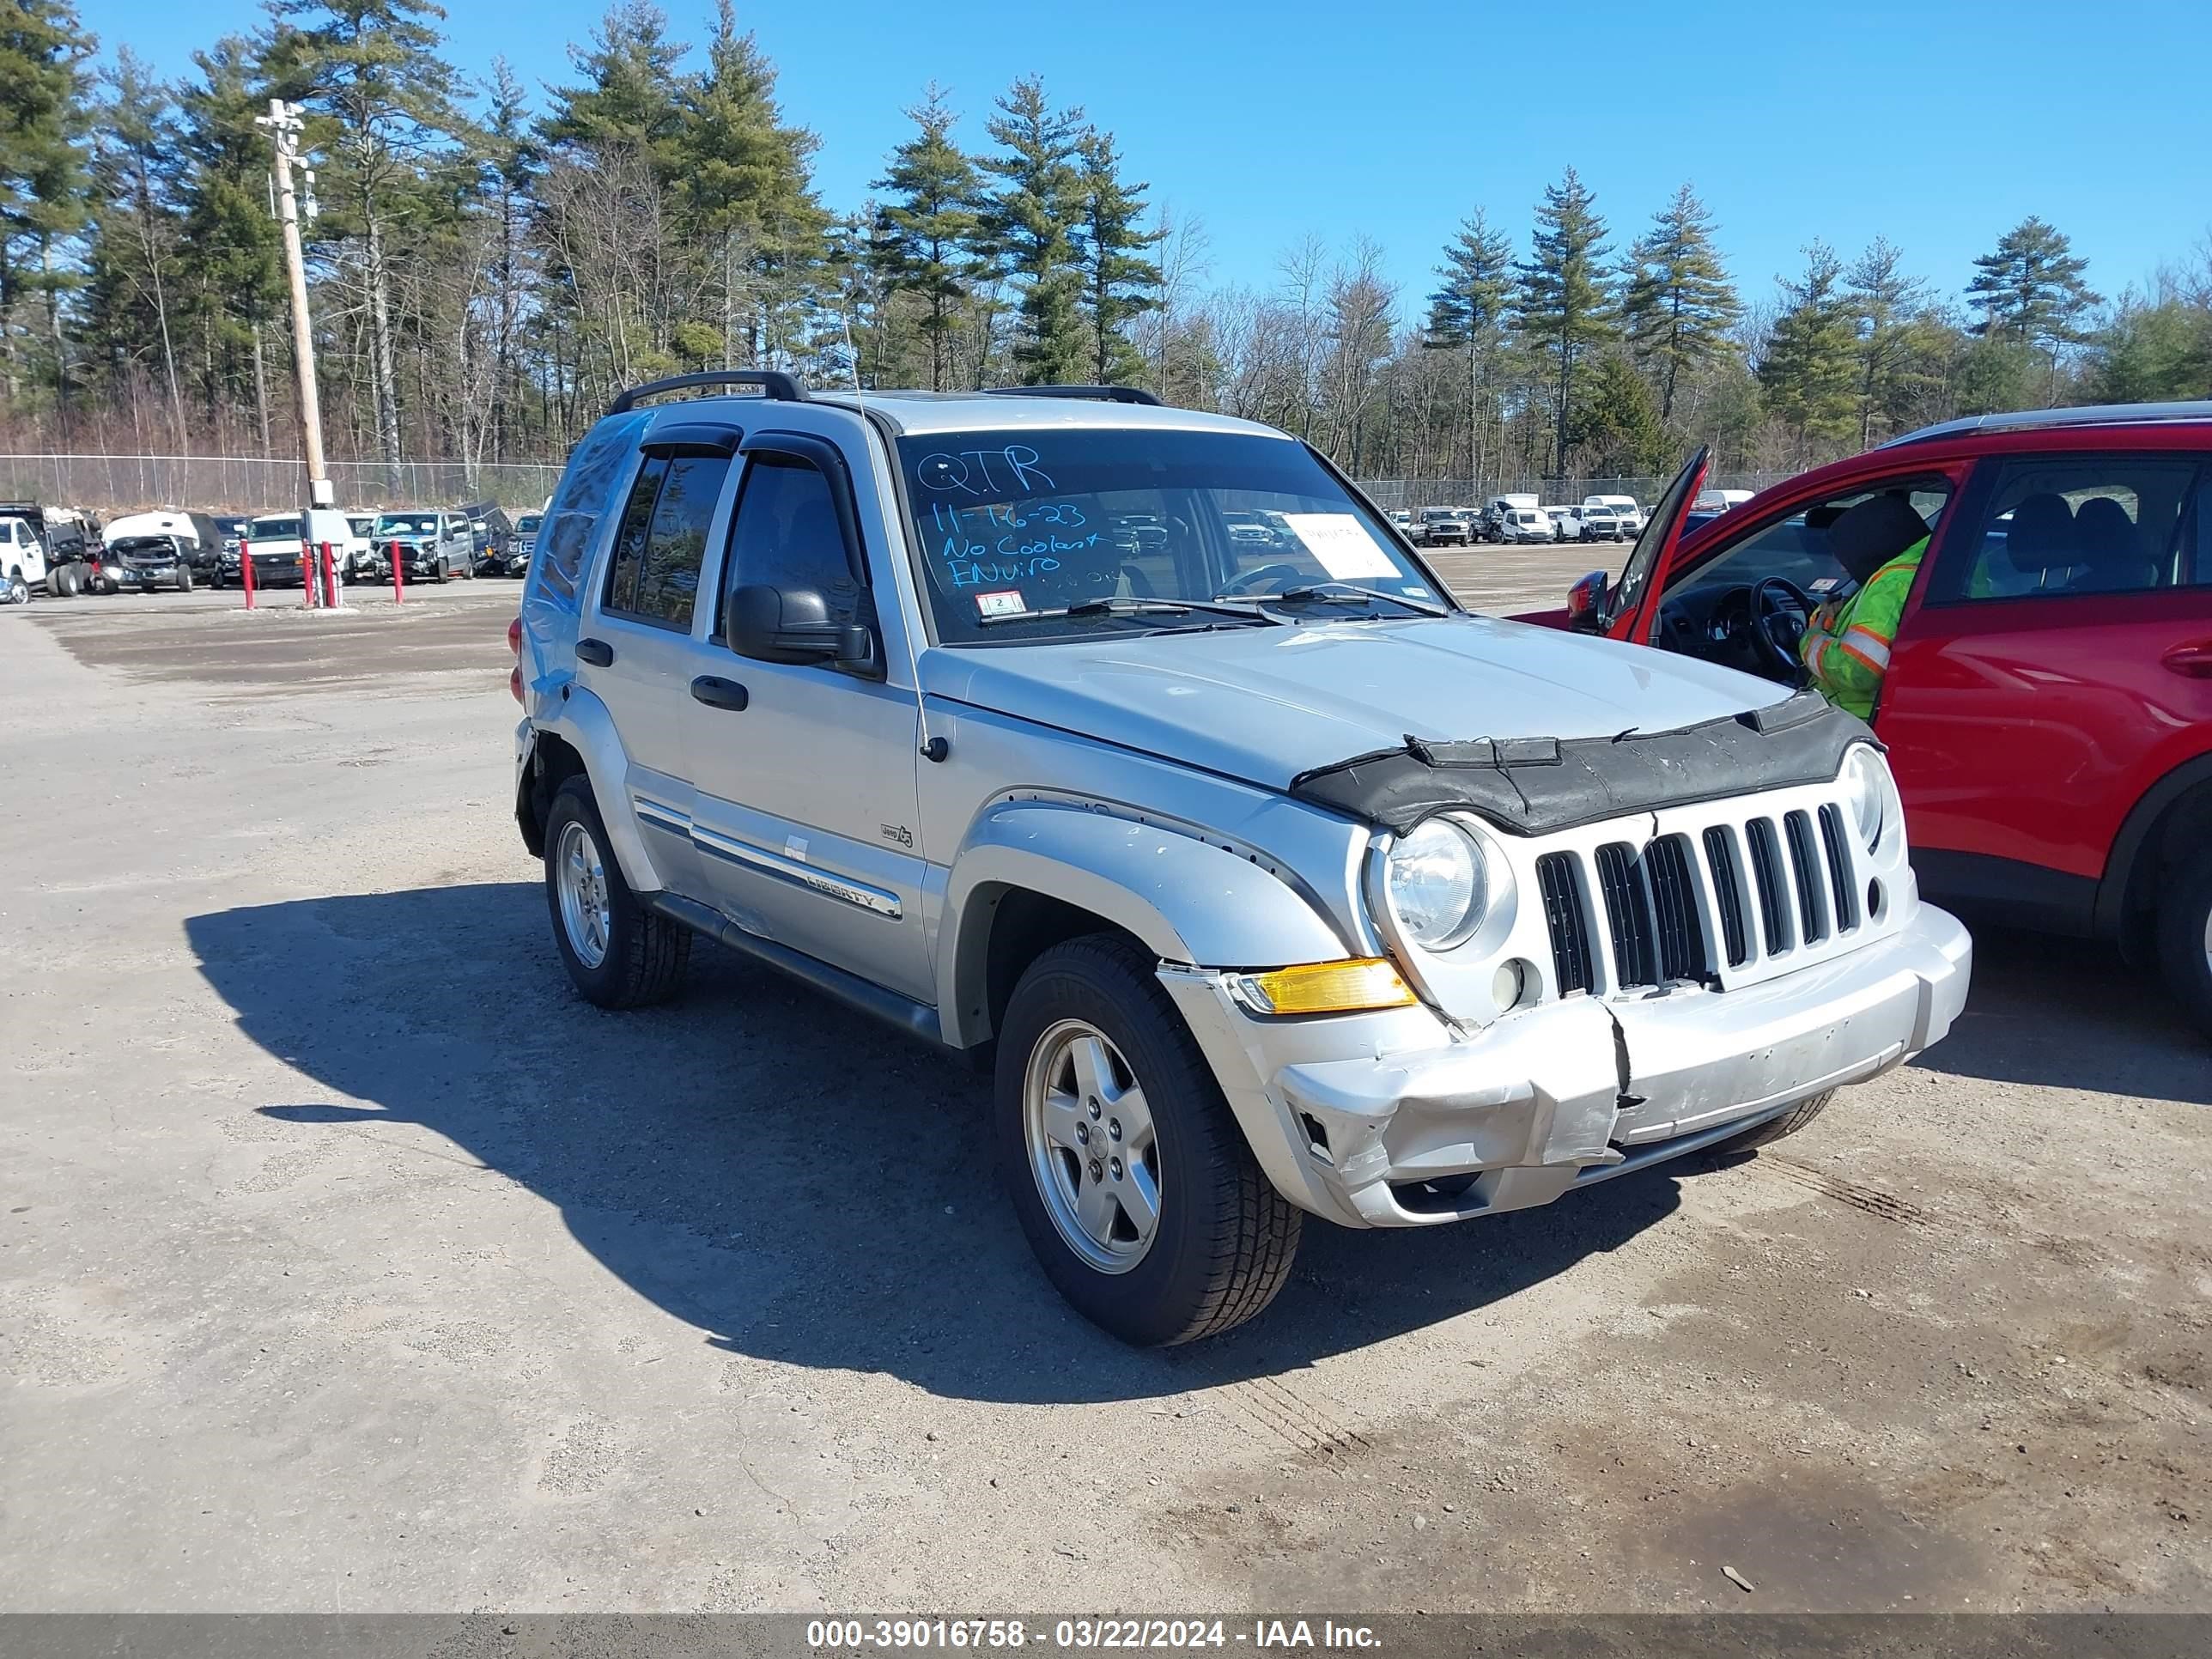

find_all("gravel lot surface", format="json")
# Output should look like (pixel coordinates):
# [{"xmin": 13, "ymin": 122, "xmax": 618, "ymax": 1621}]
[{"xmin": 2, "ymin": 562, "xmax": 2205, "ymax": 1614}]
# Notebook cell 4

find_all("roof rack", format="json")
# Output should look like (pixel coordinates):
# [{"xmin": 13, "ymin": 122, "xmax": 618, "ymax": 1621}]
[
  {"xmin": 984, "ymin": 384, "xmax": 1164, "ymax": 407},
  {"xmin": 607, "ymin": 370, "xmax": 810, "ymax": 416},
  {"xmin": 1880, "ymin": 399, "xmax": 2212, "ymax": 447}
]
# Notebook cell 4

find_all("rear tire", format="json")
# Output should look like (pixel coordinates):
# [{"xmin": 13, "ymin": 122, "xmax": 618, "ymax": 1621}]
[
  {"xmin": 175, "ymin": 568, "xmax": 193, "ymax": 592},
  {"xmin": 5, "ymin": 572, "xmax": 27, "ymax": 605},
  {"xmin": 2155, "ymin": 848, "xmax": 2212, "ymax": 1031},
  {"xmin": 1715, "ymin": 1089, "xmax": 1835, "ymax": 1152},
  {"xmin": 996, "ymin": 933, "xmax": 1300, "ymax": 1346},
  {"xmin": 542, "ymin": 779, "xmax": 690, "ymax": 1009}
]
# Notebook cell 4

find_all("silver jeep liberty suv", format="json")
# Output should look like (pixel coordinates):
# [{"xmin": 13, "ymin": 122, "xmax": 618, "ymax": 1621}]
[{"xmin": 513, "ymin": 371, "xmax": 1972, "ymax": 1346}]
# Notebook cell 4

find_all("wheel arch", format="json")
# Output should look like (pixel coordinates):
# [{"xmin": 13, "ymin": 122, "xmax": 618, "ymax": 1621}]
[
  {"xmin": 2096, "ymin": 750, "xmax": 2212, "ymax": 957},
  {"xmin": 938, "ymin": 799, "xmax": 1351, "ymax": 1049},
  {"xmin": 514, "ymin": 691, "xmax": 663, "ymax": 894}
]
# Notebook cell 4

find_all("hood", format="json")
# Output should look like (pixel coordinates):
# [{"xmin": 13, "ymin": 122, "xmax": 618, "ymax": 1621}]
[{"xmin": 921, "ymin": 614, "xmax": 1792, "ymax": 794}]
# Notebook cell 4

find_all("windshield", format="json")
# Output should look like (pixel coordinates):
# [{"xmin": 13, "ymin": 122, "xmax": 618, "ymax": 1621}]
[
  {"xmin": 896, "ymin": 428, "xmax": 1443, "ymax": 643},
  {"xmin": 375, "ymin": 514, "xmax": 440, "ymax": 536},
  {"xmin": 518, "ymin": 515, "xmax": 542, "ymax": 533},
  {"xmin": 251, "ymin": 517, "xmax": 300, "ymax": 540}
]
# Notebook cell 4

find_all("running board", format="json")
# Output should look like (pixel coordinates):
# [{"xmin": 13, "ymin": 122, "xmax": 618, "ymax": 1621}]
[{"xmin": 642, "ymin": 890, "xmax": 950, "ymax": 1050}]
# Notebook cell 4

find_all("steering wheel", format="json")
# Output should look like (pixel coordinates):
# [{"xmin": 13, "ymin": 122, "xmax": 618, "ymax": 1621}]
[
  {"xmin": 1217, "ymin": 562, "xmax": 1304, "ymax": 597},
  {"xmin": 1749, "ymin": 577, "xmax": 1816, "ymax": 678}
]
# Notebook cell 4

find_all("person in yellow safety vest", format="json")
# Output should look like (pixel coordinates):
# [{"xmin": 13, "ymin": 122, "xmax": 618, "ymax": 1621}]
[{"xmin": 1796, "ymin": 493, "xmax": 1935, "ymax": 722}]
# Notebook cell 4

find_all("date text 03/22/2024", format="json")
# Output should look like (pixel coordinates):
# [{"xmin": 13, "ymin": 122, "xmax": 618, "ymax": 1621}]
[{"xmin": 805, "ymin": 1619, "xmax": 1382, "ymax": 1650}]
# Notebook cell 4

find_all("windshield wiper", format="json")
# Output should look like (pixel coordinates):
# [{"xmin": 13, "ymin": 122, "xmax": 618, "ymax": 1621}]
[
  {"xmin": 1229, "ymin": 582, "xmax": 1449, "ymax": 617},
  {"xmin": 975, "ymin": 594, "xmax": 1276, "ymax": 628}
]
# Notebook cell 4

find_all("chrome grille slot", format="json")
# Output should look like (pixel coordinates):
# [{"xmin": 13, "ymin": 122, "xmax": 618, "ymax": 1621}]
[
  {"xmin": 1536, "ymin": 852, "xmax": 1593, "ymax": 995},
  {"xmin": 1703, "ymin": 825, "xmax": 1750, "ymax": 967},
  {"xmin": 1594, "ymin": 842, "xmax": 1656, "ymax": 988},
  {"xmin": 1784, "ymin": 810, "xmax": 1828, "ymax": 944},
  {"xmin": 1644, "ymin": 836, "xmax": 1707, "ymax": 982},
  {"xmin": 1746, "ymin": 817, "xmax": 1791, "ymax": 954},
  {"xmin": 1820, "ymin": 805, "xmax": 1861, "ymax": 932}
]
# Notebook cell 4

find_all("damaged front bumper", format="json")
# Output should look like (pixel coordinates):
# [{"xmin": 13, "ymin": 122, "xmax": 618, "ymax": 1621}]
[{"xmin": 1159, "ymin": 902, "xmax": 1972, "ymax": 1229}]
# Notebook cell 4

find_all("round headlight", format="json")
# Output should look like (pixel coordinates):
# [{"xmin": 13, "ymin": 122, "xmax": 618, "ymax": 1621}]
[
  {"xmin": 1384, "ymin": 818, "xmax": 1488, "ymax": 949},
  {"xmin": 1842, "ymin": 744, "xmax": 1889, "ymax": 849}
]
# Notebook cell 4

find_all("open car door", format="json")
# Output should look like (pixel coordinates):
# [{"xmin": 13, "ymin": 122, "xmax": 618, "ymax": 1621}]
[{"xmin": 1568, "ymin": 445, "xmax": 1708, "ymax": 641}]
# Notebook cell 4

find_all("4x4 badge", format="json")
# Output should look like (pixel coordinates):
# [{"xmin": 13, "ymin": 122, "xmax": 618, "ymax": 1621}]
[{"xmin": 880, "ymin": 823, "xmax": 915, "ymax": 848}]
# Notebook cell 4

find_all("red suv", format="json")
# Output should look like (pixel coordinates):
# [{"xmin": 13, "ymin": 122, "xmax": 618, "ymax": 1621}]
[{"xmin": 1531, "ymin": 403, "xmax": 2212, "ymax": 1028}]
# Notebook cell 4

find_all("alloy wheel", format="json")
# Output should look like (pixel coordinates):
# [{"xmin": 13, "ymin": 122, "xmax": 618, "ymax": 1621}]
[
  {"xmin": 555, "ymin": 819, "xmax": 612, "ymax": 969},
  {"xmin": 1023, "ymin": 1018, "xmax": 1162, "ymax": 1273}
]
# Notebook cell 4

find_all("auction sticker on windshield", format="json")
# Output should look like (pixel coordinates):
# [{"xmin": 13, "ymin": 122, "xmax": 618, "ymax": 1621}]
[
  {"xmin": 1283, "ymin": 513, "xmax": 1399, "ymax": 580},
  {"xmin": 975, "ymin": 589, "xmax": 1027, "ymax": 619}
]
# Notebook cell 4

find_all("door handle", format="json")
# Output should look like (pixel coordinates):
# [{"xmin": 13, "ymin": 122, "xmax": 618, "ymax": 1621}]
[
  {"xmin": 690, "ymin": 675, "xmax": 749, "ymax": 710},
  {"xmin": 576, "ymin": 637, "xmax": 613, "ymax": 667},
  {"xmin": 2162, "ymin": 641, "xmax": 2212, "ymax": 678}
]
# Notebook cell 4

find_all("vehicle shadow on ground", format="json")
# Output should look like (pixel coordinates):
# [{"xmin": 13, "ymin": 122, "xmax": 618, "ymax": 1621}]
[
  {"xmin": 1909, "ymin": 921, "xmax": 2210, "ymax": 1103},
  {"xmin": 188, "ymin": 881, "xmax": 1694, "ymax": 1403}
]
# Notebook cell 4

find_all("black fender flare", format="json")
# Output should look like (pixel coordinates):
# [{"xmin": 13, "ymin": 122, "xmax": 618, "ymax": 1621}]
[{"xmin": 2095, "ymin": 750, "xmax": 2212, "ymax": 944}]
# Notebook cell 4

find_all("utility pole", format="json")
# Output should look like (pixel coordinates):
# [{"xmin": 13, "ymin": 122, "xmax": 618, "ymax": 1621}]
[{"xmin": 257, "ymin": 100, "xmax": 333, "ymax": 515}]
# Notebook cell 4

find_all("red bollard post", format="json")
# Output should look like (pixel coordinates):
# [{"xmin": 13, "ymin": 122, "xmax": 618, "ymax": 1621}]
[
  {"xmin": 389, "ymin": 538, "xmax": 405, "ymax": 605},
  {"xmin": 300, "ymin": 538, "xmax": 315, "ymax": 607},
  {"xmin": 319, "ymin": 541, "xmax": 338, "ymax": 608},
  {"xmin": 240, "ymin": 542, "xmax": 257, "ymax": 610}
]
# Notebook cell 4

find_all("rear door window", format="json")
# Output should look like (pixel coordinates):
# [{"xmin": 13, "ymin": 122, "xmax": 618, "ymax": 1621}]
[
  {"xmin": 1938, "ymin": 454, "xmax": 2203, "ymax": 602},
  {"xmin": 603, "ymin": 453, "xmax": 731, "ymax": 630}
]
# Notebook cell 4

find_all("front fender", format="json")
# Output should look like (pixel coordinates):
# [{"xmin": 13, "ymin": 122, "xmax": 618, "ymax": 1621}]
[
  {"xmin": 526, "ymin": 687, "xmax": 663, "ymax": 896},
  {"xmin": 939, "ymin": 799, "xmax": 1352, "ymax": 1048}
]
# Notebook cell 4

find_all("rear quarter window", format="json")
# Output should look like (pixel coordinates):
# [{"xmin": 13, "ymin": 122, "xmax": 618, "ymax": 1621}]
[{"xmin": 532, "ymin": 413, "xmax": 649, "ymax": 607}]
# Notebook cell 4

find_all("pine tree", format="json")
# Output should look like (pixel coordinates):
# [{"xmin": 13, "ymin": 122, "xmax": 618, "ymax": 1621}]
[
  {"xmin": 540, "ymin": 1, "xmax": 690, "ymax": 179},
  {"xmin": 1966, "ymin": 216, "xmax": 2100, "ymax": 404},
  {"xmin": 1073, "ymin": 127, "xmax": 1160, "ymax": 384},
  {"xmin": 1566, "ymin": 353, "xmax": 1667, "ymax": 476},
  {"xmin": 677, "ymin": 0, "xmax": 828, "ymax": 369},
  {"xmin": 173, "ymin": 35, "xmax": 287, "ymax": 439},
  {"xmin": 1513, "ymin": 167, "xmax": 1616, "ymax": 477},
  {"xmin": 1621, "ymin": 183, "xmax": 1739, "ymax": 421},
  {"xmin": 270, "ymin": 0, "xmax": 475, "ymax": 466},
  {"xmin": 872, "ymin": 85, "xmax": 987, "ymax": 390},
  {"xmin": 981, "ymin": 76, "xmax": 1086, "ymax": 386},
  {"xmin": 1758, "ymin": 243, "xmax": 1858, "ymax": 454},
  {"xmin": 81, "ymin": 51, "xmax": 189, "ymax": 435},
  {"xmin": 1843, "ymin": 237, "xmax": 1936, "ymax": 447},
  {"xmin": 0, "ymin": 0, "xmax": 96, "ymax": 411},
  {"xmin": 1423, "ymin": 209, "xmax": 1511, "ymax": 485},
  {"xmin": 474, "ymin": 59, "xmax": 540, "ymax": 455}
]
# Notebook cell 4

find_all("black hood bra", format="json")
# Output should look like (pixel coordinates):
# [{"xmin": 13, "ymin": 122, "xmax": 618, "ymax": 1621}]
[{"xmin": 1289, "ymin": 689, "xmax": 1874, "ymax": 836}]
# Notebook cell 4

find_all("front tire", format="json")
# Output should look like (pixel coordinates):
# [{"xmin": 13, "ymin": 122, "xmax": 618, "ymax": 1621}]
[
  {"xmin": 4, "ymin": 572, "xmax": 26, "ymax": 606},
  {"xmin": 1715, "ymin": 1089, "xmax": 1835, "ymax": 1152},
  {"xmin": 2156, "ymin": 848, "xmax": 2212, "ymax": 1031},
  {"xmin": 543, "ymin": 779, "xmax": 690, "ymax": 1008},
  {"xmin": 996, "ymin": 934, "xmax": 1300, "ymax": 1346}
]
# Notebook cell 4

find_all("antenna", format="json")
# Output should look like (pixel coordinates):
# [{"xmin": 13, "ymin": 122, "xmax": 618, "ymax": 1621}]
[{"xmin": 836, "ymin": 308, "xmax": 942, "ymax": 762}]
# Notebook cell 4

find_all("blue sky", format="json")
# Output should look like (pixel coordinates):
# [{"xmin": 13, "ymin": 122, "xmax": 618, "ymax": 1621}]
[{"xmin": 90, "ymin": 0, "xmax": 2210, "ymax": 321}]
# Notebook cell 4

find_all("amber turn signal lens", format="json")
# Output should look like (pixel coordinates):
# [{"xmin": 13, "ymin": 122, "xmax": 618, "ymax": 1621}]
[{"xmin": 1237, "ymin": 958, "xmax": 1416, "ymax": 1016}]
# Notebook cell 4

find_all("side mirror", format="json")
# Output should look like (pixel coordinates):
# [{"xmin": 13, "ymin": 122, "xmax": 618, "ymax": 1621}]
[
  {"xmin": 1566, "ymin": 569, "xmax": 1610, "ymax": 633},
  {"xmin": 726, "ymin": 583, "xmax": 880, "ymax": 677}
]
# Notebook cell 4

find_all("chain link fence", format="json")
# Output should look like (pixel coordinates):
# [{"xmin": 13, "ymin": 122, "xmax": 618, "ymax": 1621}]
[{"xmin": 0, "ymin": 454, "xmax": 565, "ymax": 516}]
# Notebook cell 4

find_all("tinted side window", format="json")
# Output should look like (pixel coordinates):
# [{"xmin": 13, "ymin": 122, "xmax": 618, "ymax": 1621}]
[
  {"xmin": 630, "ymin": 453, "xmax": 730, "ymax": 629},
  {"xmin": 604, "ymin": 456, "xmax": 668, "ymax": 616},
  {"xmin": 1948, "ymin": 455, "xmax": 2202, "ymax": 602},
  {"xmin": 721, "ymin": 453, "xmax": 855, "ymax": 611}
]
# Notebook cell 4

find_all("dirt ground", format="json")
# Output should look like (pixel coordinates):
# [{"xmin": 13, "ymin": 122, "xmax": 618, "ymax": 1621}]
[{"xmin": 1, "ymin": 563, "xmax": 2205, "ymax": 1614}]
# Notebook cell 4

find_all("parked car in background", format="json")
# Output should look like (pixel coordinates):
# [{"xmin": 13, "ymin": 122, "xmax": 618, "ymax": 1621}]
[
  {"xmin": 93, "ymin": 510, "xmax": 201, "ymax": 592},
  {"xmin": 511, "ymin": 370, "xmax": 1966, "ymax": 1346},
  {"xmin": 1480, "ymin": 494, "xmax": 1545, "ymax": 543},
  {"xmin": 374, "ymin": 508, "xmax": 474, "ymax": 582},
  {"xmin": 345, "ymin": 514, "xmax": 382, "ymax": 580},
  {"xmin": 1493, "ymin": 504, "xmax": 1554, "ymax": 544},
  {"xmin": 185, "ymin": 514, "xmax": 249, "ymax": 580},
  {"xmin": 1584, "ymin": 495, "xmax": 1645, "ymax": 535},
  {"xmin": 1387, "ymin": 509, "xmax": 1417, "ymax": 541},
  {"xmin": 222, "ymin": 507, "xmax": 361, "ymax": 588},
  {"xmin": 1542, "ymin": 507, "xmax": 1576, "ymax": 541},
  {"xmin": 515, "ymin": 513, "xmax": 543, "ymax": 563},
  {"xmin": 1418, "ymin": 507, "xmax": 1472, "ymax": 547},
  {"xmin": 1692, "ymin": 489, "xmax": 1753, "ymax": 514},
  {"xmin": 1533, "ymin": 401, "xmax": 2212, "ymax": 1027},
  {"xmin": 1577, "ymin": 503, "xmax": 1628, "ymax": 542},
  {"xmin": 1, "ymin": 501, "xmax": 99, "ymax": 594},
  {"xmin": 462, "ymin": 500, "xmax": 517, "ymax": 575},
  {"xmin": 0, "ymin": 511, "xmax": 50, "ymax": 604}
]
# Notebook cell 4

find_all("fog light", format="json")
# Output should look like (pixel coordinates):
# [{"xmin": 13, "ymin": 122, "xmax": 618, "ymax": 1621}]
[
  {"xmin": 1237, "ymin": 959, "xmax": 1415, "ymax": 1016},
  {"xmin": 1492, "ymin": 959, "xmax": 1531, "ymax": 1011}
]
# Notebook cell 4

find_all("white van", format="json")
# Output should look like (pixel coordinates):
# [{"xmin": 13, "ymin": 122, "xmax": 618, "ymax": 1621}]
[
  {"xmin": 226, "ymin": 507, "xmax": 366, "ymax": 589},
  {"xmin": 1583, "ymin": 494, "xmax": 1644, "ymax": 534},
  {"xmin": 1486, "ymin": 495, "xmax": 1551, "ymax": 544},
  {"xmin": 0, "ymin": 513, "xmax": 48, "ymax": 604}
]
